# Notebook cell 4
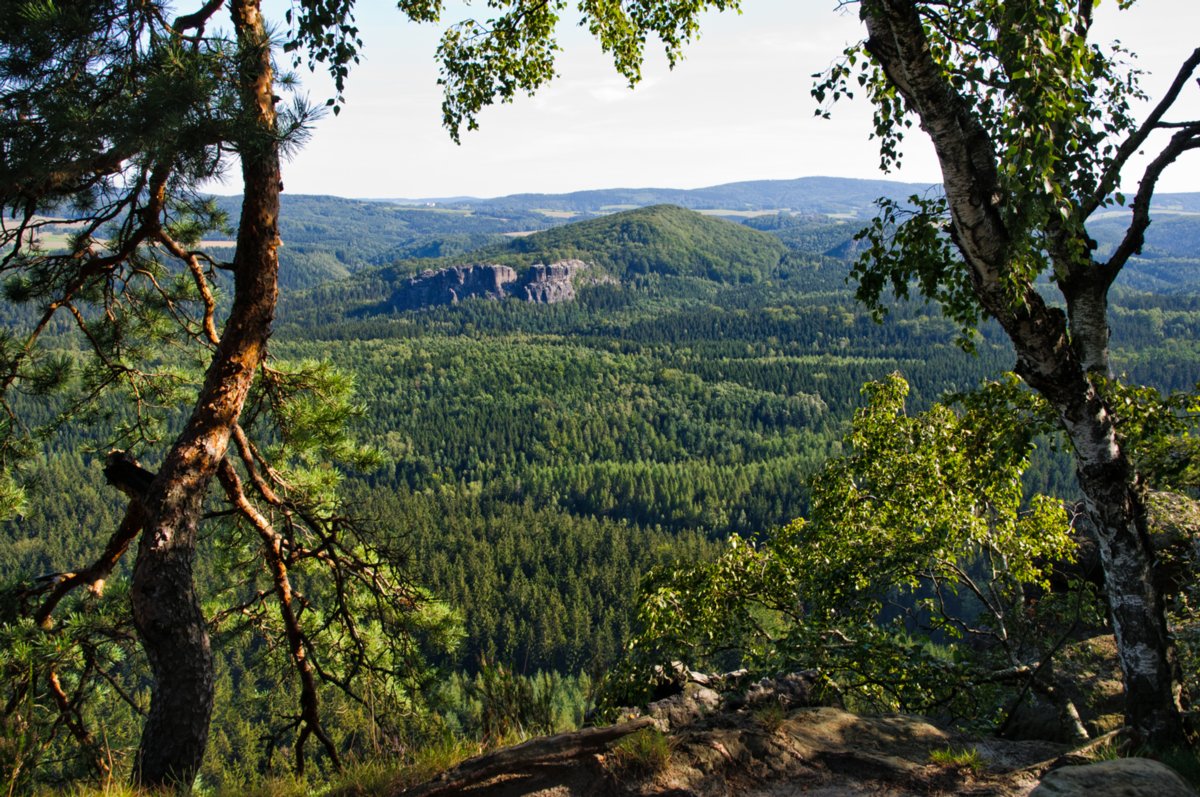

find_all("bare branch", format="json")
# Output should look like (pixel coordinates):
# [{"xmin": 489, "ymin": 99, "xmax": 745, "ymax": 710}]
[
  {"xmin": 216, "ymin": 459, "xmax": 341, "ymax": 774},
  {"xmin": 0, "ymin": 147, "xmax": 136, "ymax": 211},
  {"xmin": 46, "ymin": 670, "xmax": 110, "ymax": 776},
  {"xmin": 1105, "ymin": 125, "xmax": 1200, "ymax": 274},
  {"xmin": 155, "ymin": 230, "xmax": 222, "ymax": 346},
  {"xmin": 34, "ymin": 501, "xmax": 146, "ymax": 628},
  {"xmin": 172, "ymin": 0, "xmax": 225, "ymax": 35},
  {"xmin": 1083, "ymin": 47, "xmax": 1200, "ymax": 219},
  {"xmin": 405, "ymin": 718, "xmax": 656, "ymax": 797},
  {"xmin": 232, "ymin": 423, "xmax": 284, "ymax": 505}
]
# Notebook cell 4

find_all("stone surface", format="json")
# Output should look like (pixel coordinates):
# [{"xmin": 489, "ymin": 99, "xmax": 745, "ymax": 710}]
[
  {"xmin": 391, "ymin": 264, "xmax": 518, "ymax": 309},
  {"xmin": 1031, "ymin": 758, "xmax": 1198, "ymax": 796},
  {"xmin": 645, "ymin": 682, "xmax": 722, "ymax": 731},
  {"xmin": 466, "ymin": 703, "xmax": 1067, "ymax": 796},
  {"xmin": 1064, "ymin": 490, "xmax": 1200, "ymax": 595},
  {"xmin": 1003, "ymin": 635, "xmax": 1124, "ymax": 743},
  {"xmin": 742, "ymin": 672, "xmax": 817, "ymax": 709},
  {"xmin": 390, "ymin": 259, "xmax": 594, "ymax": 309},
  {"xmin": 521, "ymin": 259, "xmax": 589, "ymax": 303}
]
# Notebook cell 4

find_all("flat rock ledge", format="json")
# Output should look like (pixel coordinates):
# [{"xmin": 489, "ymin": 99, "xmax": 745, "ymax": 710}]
[
  {"xmin": 395, "ymin": 704, "xmax": 1081, "ymax": 797},
  {"xmin": 393, "ymin": 671, "xmax": 1197, "ymax": 797}
]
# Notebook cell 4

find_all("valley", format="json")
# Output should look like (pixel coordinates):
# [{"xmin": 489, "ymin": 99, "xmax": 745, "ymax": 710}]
[{"xmin": 4, "ymin": 177, "xmax": 1200, "ymax": 785}]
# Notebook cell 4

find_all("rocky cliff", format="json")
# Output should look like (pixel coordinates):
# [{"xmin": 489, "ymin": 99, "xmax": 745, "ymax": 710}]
[
  {"xmin": 390, "ymin": 264, "xmax": 517, "ymax": 309},
  {"xmin": 520, "ymin": 259, "xmax": 589, "ymax": 303},
  {"xmin": 390, "ymin": 259, "xmax": 592, "ymax": 310}
]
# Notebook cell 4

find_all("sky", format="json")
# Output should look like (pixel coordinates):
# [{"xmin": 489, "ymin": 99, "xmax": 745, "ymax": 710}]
[{"xmin": 266, "ymin": 0, "xmax": 1200, "ymax": 200}]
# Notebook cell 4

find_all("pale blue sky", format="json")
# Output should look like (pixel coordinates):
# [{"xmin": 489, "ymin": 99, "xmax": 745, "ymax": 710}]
[{"xmin": 269, "ymin": 0, "xmax": 1200, "ymax": 199}]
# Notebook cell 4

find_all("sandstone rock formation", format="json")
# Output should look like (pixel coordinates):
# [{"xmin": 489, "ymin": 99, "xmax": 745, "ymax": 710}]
[
  {"xmin": 1054, "ymin": 490, "xmax": 1200, "ymax": 595},
  {"xmin": 390, "ymin": 264, "xmax": 517, "ymax": 310},
  {"xmin": 521, "ymin": 259, "xmax": 590, "ymax": 303},
  {"xmin": 395, "ymin": 667, "xmax": 1200, "ymax": 796},
  {"xmin": 390, "ymin": 260, "xmax": 594, "ymax": 309},
  {"xmin": 1031, "ymin": 758, "xmax": 1198, "ymax": 797}
]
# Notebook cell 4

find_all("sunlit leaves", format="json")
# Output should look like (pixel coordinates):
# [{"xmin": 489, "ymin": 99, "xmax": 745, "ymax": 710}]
[
  {"xmin": 438, "ymin": 1, "xmax": 562, "ymax": 142},
  {"xmin": 437, "ymin": 0, "xmax": 739, "ymax": 141},
  {"xmin": 0, "ymin": 581, "xmax": 141, "ymax": 789},
  {"xmin": 245, "ymin": 358, "xmax": 382, "ymax": 511},
  {"xmin": 1094, "ymin": 376, "xmax": 1200, "ymax": 491},
  {"xmin": 852, "ymin": 194, "xmax": 982, "ymax": 348},
  {"xmin": 620, "ymin": 375, "xmax": 1073, "ymax": 715},
  {"xmin": 815, "ymin": 0, "xmax": 1148, "ymax": 320}
]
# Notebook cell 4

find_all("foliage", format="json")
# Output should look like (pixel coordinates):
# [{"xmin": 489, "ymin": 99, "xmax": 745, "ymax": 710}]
[
  {"xmin": 816, "ymin": 0, "xmax": 1147, "ymax": 324},
  {"xmin": 1092, "ymin": 377, "xmax": 1200, "ymax": 492},
  {"xmin": 437, "ymin": 0, "xmax": 741, "ymax": 141},
  {"xmin": 813, "ymin": 0, "xmax": 1200, "ymax": 745},
  {"xmin": 611, "ymin": 375, "xmax": 1076, "ymax": 724},
  {"xmin": 0, "ymin": 0, "xmax": 768, "ymax": 786},
  {"xmin": 5, "ymin": 0, "xmax": 1200, "ymax": 770},
  {"xmin": 163, "ymin": 187, "xmax": 1200, "ymax": 298},
  {"xmin": 379, "ymin": 205, "xmax": 790, "ymax": 285},
  {"xmin": 210, "ymin": 195, "xmax": 557, "ymax": 291},
  {"xmin": 455, "ymin": 660, "xmax": 562, "ymax": 743},
  {"xmin": 6, "ymin": 176, "xmax": 1200, "ymax": 786},
  {"xmin": 6, "ymin": 226, "xmax": 1200, "ymax": 784}
]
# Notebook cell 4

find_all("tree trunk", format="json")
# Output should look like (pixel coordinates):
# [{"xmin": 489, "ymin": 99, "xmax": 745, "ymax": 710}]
[
  {"xmin": 859, "ymin": 0, "xmax": 1184, "ymax": 747},
  {"xmin": 131, "ymin": 0, "xmax": 280, "ymax": 786},
  {"xmin": 1061, "ymin": 271, "xmax": 1114, "ymax": 376}
]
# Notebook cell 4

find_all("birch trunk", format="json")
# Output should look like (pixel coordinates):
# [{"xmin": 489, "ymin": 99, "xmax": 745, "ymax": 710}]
[
  {"xmin": 1062, "ymin": 274, "xmax": 1114, "ymax": 376},
  {"xmin": 860, "ymin": 0, "xmax": 1184, "ymax": 747}
]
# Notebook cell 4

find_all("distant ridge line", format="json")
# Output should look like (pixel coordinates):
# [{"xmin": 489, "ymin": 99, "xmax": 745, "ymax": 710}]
[{"xmin": 368, "ymin": 175, "xmax": 942, "ymax": 210}]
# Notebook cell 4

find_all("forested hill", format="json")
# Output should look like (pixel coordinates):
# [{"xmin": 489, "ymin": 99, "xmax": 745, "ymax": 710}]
[
  {"xmin": 207, "ymin": 180, "xmax": 1200, "ymax": 292},
  {"xmin": 395, "ymin": 205, "xmax": 789, "ymax": 282},
  {"xmin": 280, "ymin": 205, "xmax": 795, "ymax": 321}
]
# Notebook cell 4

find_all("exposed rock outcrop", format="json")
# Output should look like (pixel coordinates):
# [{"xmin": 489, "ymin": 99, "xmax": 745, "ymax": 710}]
[
  {"xmin": 520, "ymin": 259, "xmax": 589, "ymax": 303},
  {"xmin": 396, "ymin": 703, "xmax": 1075, "ymax": 796},
  {"xmin": 1031, "ymin": 758, "xmax": 1198, "ymax": 797},
  {"xmin": 391, "ymin": 264, "xmax": 517, "ymax": 309},
  {"xmin": 1053, "ymin": 490, "xmax": 1200, "ymax": 596},
  {"xmin": 394, "ymin": 668, "xmax": 1200, "ymax": 796},
  {"xmin": 1001, "ymin": 636, "xmax": 1124, "ymax": 744},
  {"xmin": 390, "ymin": 259, "xmax": 594, "ymax": 309}
]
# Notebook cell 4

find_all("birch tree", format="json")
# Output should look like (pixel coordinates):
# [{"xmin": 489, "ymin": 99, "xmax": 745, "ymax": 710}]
[{"xmin": 816, "ymin": 0, "xmax": 1200, "ymax": 746}]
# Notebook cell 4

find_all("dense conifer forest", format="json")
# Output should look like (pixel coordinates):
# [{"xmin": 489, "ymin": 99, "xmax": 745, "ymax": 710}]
[{"xmin": 3, "ymin": 184, "xmax": 1199, "ymax": 783}]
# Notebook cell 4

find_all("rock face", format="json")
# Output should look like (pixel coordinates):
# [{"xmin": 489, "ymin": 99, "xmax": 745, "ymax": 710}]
[
  {"xmin": 390, "ymin": 260, "xmax": 591, "ymax": 309},
  {"xmin": 390, "ymin": 264, "xmax": 517, "ymax": 309},
  {"xmin": 1002, "ymin": 635, "xmax": 1125, "ymax": 744},
  {"xmin": 521, "ymin": 259, "xmax": 589, "ymax": 303},
  {"xmin": 401, "ymin": 702, "xmax": 1071, "ymax": 797},
  {"xmin": 1031, "ymin": 758, "xmax": 1199, "ymax": 797},
  {"xmin": 1057, "ymin": 490, "xmax": 1200, "ymax": 595},
  {"xmin": 402, "ymin": 667, "xmax": 1200, "ymax": 797}
]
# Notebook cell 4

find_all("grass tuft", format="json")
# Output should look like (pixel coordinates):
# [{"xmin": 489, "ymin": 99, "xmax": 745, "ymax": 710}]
[
  {"xmin": 928, "ymin": 745, "xmax": 985, "ymax": 773},
  {"xmin": 608, "ymin": 728, "xmax": 672, "ymax": 778}
]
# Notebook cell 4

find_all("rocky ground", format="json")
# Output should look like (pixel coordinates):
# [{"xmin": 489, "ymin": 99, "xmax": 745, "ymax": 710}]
[{"xmin": 397, "ymin": 673, "xmax": 1197, "ymax": 797}]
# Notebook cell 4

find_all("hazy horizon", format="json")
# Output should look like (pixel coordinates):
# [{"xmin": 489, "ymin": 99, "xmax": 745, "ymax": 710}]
[{"xmin": 258, "ymin": 0, "xmax": 1200, "ymax": 200}]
